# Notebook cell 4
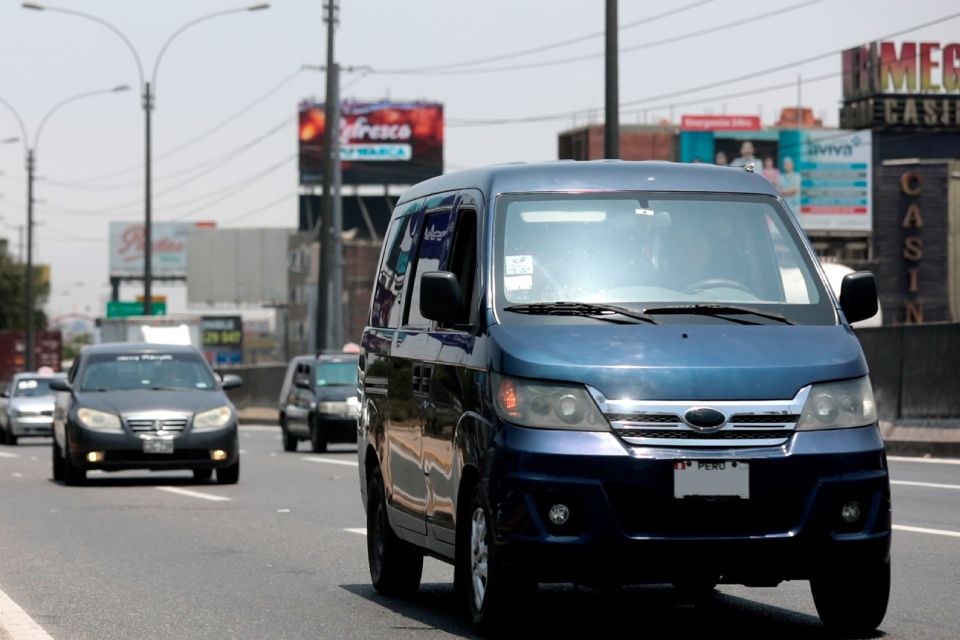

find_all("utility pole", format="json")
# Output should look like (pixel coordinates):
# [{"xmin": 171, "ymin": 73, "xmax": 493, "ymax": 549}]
[
  {"xmin": 604, "ymin": 0, "xmax": 619, "ymax": 159},
  {"xmin": 143, "ymin": 82, "xmax": 153, "ymax": 315},
  {"xmin": 316, "ymin": 0, "xmax": 340, "ymax": 352}
]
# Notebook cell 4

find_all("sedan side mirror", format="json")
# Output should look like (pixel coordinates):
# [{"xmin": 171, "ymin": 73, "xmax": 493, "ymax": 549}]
[
  {"xmin": 49, "ymin": 378, "xmax": 72, "ymax": 392},
  {"xmin": 839, "ymin": 271, "xmax": 879, "ymax": 324},
  {"xmin": 220, "ymin": 374, "xmax": 243, "ymax": 391},
  {"xmin": 293, "ymin": 373, "xmax": 312, "ymax": 390},
  {"xmin": 420, "ymin": 271, "xmax": 465, "ymax": 325}
]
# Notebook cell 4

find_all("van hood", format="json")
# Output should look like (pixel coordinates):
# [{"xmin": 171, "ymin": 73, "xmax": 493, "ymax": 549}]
[{"xmin": 488, "ymin": 323, "xmax": 867, "ymax": 401}]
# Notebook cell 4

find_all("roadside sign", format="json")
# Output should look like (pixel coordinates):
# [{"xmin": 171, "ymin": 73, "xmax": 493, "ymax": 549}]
[{"xmin": 106, "ymin": 301, "xmax": 167, "ymax": 318}]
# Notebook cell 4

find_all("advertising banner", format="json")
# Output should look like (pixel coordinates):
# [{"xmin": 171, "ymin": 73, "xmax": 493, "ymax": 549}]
[
  {"xmin": 299, "ymin": 101, "xmax": 444, "ymax": 185},
  {"xmin": 201, "ymin": 315, "xmax": 244, "ymax": 365},
  {"xmin": 109, "ymin": 222, "xmax": 192, "ymax": 278},
  {"xmin": 680, "ymin": 128, "xmax": 872, "ymax": 232},
  {"xmin": 681, "ymin": 115, "xmax": 761, "ymax": 131}
]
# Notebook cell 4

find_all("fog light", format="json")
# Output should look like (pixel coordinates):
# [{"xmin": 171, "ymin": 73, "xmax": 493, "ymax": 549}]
[
  {"xmin": 841, "ymin": 500, "xmax": 862, "ymax": 523},
  {"xmin": 548, "ymin": 503, "xmax": 570, "ymax": 526},
  {"xmin": 210, "ymin": 449, "xmax": 228, "ymax": 461},
  {"xmin": 86, "ymin": 451, "xmax": 105, "ymax": 463}
]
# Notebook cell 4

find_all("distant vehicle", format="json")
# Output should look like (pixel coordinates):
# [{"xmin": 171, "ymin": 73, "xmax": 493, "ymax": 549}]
[
  {"xmin": 50, "ymin": 342, "xmax": 243, "ymax": 486},
  {"xmin": 358, "ymin": 161, "xmax": 889, "ymax": 636},
  {"xmin": 278, "ymin": 353, "xmax": 359, "ymax": 453},
  {"xmin": 0, "ymin": 371, "xmax": 65, "ymax": 444}
]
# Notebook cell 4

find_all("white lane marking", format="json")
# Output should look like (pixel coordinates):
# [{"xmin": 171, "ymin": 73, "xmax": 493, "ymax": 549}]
[
  {"xmin": 0, "ymin": 451, "xmax": 19, "ymax": 459},
  {"xmin": 893, "ymin": 524, "xmax": 960, "ymax": 539},
  {"xmin": 889, "ymin": 455, "xmax": 960, "ymax": 466},
  {"xmin": 277, "ymin": 509, "xmax": 291, "ymax": 513},
  {"xmin": 304, "ymin": 456, "xmax": 358, "ymax": 467},
  {"xmin": 238, "ymin": 425, "xmax": 277, "ymax": 431},
  {"xmin": 156, "ymin": 486, "xmax": 231, "ymax": 502},
  {"xmin": 239, "ymin": 449, "xmax": 248, "ymax": 454},
  {"xmin": 11, "ymin": 472, "xmax": 23, "ymax": 478},
  {"xmin": 892, "ymin": 480, "xmax": 960, "ymax": 491},
  {"xmin": 344, "ymin": 528, "xmax": 367, "ymax": 536},
  {"xmin": 0, "ymin": 583, "xmax": 55, "ymax": 639}
]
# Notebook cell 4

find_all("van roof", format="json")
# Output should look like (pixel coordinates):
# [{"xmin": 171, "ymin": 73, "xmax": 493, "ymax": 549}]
[{"xmin": 397, "ymin": 160, "xmax": 779, "ymax": 206}]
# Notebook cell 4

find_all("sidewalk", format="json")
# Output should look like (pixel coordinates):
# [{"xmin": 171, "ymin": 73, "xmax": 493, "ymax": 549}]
[{"xmin": 237, "ymin": 407, "xmax": 960, "ymax": 458}]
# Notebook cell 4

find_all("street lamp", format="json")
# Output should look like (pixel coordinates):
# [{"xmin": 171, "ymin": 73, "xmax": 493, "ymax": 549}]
[
  {"xmin": 24, "ymin": 2, "xmax": 271, "ymax": 315},
  {"xmin": 0, "ymin": 85, "xmax": 129, "ymax": 370}
]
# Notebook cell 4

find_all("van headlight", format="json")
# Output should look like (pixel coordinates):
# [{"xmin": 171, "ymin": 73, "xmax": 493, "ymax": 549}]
[
  {"xmin": 796, "ymin": 377, "xmax": 877, "ymax": 431},
  {"xmin": 193, "ymin": 406, "xmax": 233, "ymax": 431},
  {"xmin": 492, "ymin": 374, "xmax": 608, "ymax": 431},
  {"xmin": 76, "ymin": 408, "xmax": 122, "ymax": 432}
]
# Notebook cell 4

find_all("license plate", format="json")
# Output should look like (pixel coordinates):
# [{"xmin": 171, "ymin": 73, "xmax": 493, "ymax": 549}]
[
  {"xmin": 142, "ymin": 437, "xmax": 174, "ymax": 454},
  {"xmin": 673, "ymin": 460, "xmax": 749, "ymax": 499}
]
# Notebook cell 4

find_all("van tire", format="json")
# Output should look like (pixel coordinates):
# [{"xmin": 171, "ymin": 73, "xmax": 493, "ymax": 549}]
[
  {"xmin": 461, "ymin": 483, "xmax": 533, "ymax": 634},
  {"xmin": 367, "ymin": 466, "xmax": 422, "ymax": 596},
  {"xmin": 310, "ymin": 417, "xmax": 327, "ymax": 453},
  {"xmin": 811, "ymin": 559, "xmax": 890, "ymax": 635},
  {"xmin": 52, "ymin": 439, "xmax": 65, "ymax": 482}
]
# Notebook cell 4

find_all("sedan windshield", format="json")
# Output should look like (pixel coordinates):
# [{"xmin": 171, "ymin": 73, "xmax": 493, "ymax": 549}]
[
  {"xmin": 495, "ymin": 192, "xmax": 835, "ymax": 325},
  {"xmin": 14, "ymin": 378, "xmax": 55, "ymax": 397},
  {"xmin": 79, "ymin": 353, "xmax": 217, "ymax": 391}
]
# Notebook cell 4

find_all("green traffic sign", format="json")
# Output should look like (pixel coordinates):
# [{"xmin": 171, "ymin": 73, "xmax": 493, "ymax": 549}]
[{"xmin": 106, "ymin": 301, "xmax": 167, "ymax": 318}]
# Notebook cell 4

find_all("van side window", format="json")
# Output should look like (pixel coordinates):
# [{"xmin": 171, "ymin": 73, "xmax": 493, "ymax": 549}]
[
  {"xmin": 444, "ymin": 207, "xmax": 478, "ymax": 328},
  {"xmin": 404, "ymin": 209, "xmax": 453, "ymax": 328},
  {"xmin": 369, "ymin": 213, "xmax": 415, "ymax": 329}
]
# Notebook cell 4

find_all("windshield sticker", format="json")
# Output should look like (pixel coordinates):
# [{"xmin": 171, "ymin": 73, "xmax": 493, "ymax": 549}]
[
  {"xmin": 505, "ymin": 255, "xmax": 533, "ymax": 276},
  {"xmin": 116, "ymin": 354, "xmax": 174, "ymax": 361},
  {"xmin": 196, "ymin": 382, "xmax": 209, "ymax": 389},
  {"xmin": 17, "ymin": 380, "xmax": 39, "ymax": 389},
  {"xmin": 504, "ymin": 275, "xmax": 533, "ymax": 291}
]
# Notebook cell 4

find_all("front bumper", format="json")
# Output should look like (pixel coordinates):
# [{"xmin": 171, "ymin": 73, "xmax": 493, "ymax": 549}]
[
  {"xmin": 316, "ymin": 413, "xmax": 358, "ymax": 443},
  {"xmin": 488, "ymin": 423, "xmax": 891, "ymax": 584},
  {"xmin": 11, "ymin": 415, "xmax": 53, "ymax": 437},
  {"xmin": 66, "ymin": 422, "xmax": 239, "ymax": 471}
]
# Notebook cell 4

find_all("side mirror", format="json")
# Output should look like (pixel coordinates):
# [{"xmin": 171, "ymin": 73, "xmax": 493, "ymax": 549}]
[
  {"xmin": 220, "ymin": 374, "xmax": 243, "ymax": 390},
  {"xmin": 839, "ymin": 271, "xmax": 879, "ymax": 324},
  {"xmin": 49, "ymin": 378, "xmax": 72, "ymax": 392},
  {"xmin": 293, "ymin": 373, "xmax": 312, "ymax": 390},
  {"xmin": 420, "ymin": 271, "xmax": 465, "ymax": 325}
]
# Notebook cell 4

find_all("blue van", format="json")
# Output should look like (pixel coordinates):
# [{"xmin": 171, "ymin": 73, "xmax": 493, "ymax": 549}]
[{"xmin": 357, "ymin": 161, "xmax": 889, "ymax": 635}]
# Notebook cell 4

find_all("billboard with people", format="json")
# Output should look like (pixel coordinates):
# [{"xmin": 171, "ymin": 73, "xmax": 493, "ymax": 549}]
[
  {"xmin": 680, "ymin": 124, "xmax": 872, "ymax": 232},
  {"xmin": 299, "ymin": 100, "xmax": 444, "ymax": 186}
]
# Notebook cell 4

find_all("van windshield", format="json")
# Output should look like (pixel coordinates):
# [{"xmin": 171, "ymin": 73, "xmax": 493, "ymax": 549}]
[{"xmin": 494, "ymin": 192, "xmax": 835, "ymax": 325}]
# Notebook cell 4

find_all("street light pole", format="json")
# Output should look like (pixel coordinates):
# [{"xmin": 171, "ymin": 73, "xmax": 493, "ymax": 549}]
[
  {"xmin": 604, "ymin": 0, "xmax": 619, "ymax": 159},
  {"xmin": 0, "ymin": 86, "xmax": 129, "ymax": 370},
  {"xmin": 24, "ymin": 2, "xmax": 270, "ymax": 316}
]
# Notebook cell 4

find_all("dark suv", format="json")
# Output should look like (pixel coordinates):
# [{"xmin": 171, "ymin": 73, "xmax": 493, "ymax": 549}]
[{"xmin": 278, "ymin": 353, "xmax": 359, "ymax": 453}]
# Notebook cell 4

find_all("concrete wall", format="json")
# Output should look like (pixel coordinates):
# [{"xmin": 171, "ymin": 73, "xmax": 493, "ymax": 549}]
[
  {"xmin": 218, "ymin": 363, "xmax": 286, "ymax": 413},
  {"xmin": 857, "ymin": 323, "xmax": 960, "ymax": 423}
]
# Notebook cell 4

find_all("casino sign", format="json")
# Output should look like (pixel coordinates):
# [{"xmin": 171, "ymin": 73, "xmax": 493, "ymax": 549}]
[{"xmin": 840, "ymin": 41, "xmax": 960, "ymax": 130}]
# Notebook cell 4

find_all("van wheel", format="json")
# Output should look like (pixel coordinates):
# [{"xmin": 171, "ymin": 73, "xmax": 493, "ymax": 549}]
[
  {"xmin": 461, "ymin": 483, "xmax": 533, "ymax": 633},
  {"xmin": 811, "ymin": 559, "xmax": 890, "ymax": 635},
  {"xmin": 281, "ymin": 424, "xmax": 298, "ymax": 452},
  {"xmin": 367, "ymin": 466, "xmax": 422, "ymax": 596},
  {"xmin": 62, "ymin": 440, "xmax": 86, "ymax": 486},
  {"xmin": 52, "ymin": 439, "xmax": 65, "ymax": 482},
  {"xmin": 310, "ymin": 417, "xmax": 327, "ymax": 453}
]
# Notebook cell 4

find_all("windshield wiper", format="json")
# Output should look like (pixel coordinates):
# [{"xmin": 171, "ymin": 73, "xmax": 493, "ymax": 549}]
[
  {"xmin": 504, "ymin": 302, "xmax": 658, "ymax": 325},
  {"xmin": 641, "ymin": 304, "xmax": 793, "ymax": 325}
]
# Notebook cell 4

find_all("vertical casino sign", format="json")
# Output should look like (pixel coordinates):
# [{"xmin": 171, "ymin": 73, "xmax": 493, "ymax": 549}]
[{"xmin": 299, "ymin": 101, "xmax": 444, "ymax": 185}]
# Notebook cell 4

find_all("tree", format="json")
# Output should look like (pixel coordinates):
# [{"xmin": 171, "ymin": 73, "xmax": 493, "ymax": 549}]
[{"xmin": 0, "ymin": 238, "xmax": 48, "ymax": 331}]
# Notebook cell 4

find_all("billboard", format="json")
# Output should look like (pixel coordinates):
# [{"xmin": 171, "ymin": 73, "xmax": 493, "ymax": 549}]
[
  {"xmin": 110, "ymin": 222, "xmax": 191, "ymax": 277},
  {"xmin": 299, "ymin": 101, "xmax": 443, "ymax": 185},
  {"xmin": 680, "ymin": 127, "xmax": 872, "ymax": 232},
  {"xmin": 187, "ymin": 228, "xmax": 291, "ymax": 305},
  {"xmin": 201, "ymin": 315, "xmax": 244, "ymax": 365}
]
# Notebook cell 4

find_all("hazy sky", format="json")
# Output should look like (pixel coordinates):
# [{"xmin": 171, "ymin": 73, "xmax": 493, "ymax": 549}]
[{"xmin": 0, "ymin": 0, "xmax": 957, "ymax": 321}]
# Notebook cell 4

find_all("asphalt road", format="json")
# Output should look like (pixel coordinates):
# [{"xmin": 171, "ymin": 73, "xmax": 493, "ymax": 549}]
[{"xmin": 1, "ymin": 428, "xmax": 958, "ymax": 639}]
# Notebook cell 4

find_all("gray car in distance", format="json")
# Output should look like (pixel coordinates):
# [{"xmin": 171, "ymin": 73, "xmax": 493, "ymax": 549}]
[{"xmin": 0, "ymin": 372, "xmax": 64, "ymax": 444}]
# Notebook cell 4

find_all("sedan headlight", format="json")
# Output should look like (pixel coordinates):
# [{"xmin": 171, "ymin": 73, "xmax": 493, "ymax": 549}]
[
  {"xmin": 796, "ymin": 377, "xmax": 877, "ymax": 431},
  {"xmin": 492, "ymin": 374, "xmax": 608, "ymax": 431},
  {"xmin": 193, "ymin": 406, "xmax": 233, "ymax": 431},
  {"xmin": 76, "ymin": 408, "xmax": 122, "ymax": 432}
]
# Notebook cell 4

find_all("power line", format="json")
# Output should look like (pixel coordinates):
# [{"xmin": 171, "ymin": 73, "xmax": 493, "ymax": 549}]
[
  {"xmin": 221, "ymin": 192, "xmax": 295, "ymax": 225},
  {"xmin": 446, "ymin": 10, "xmax": 960, "ymax": 126},
  {"xmin": 373, "ymin": 0, "xmax": 719, "ymax": 74},
  {"xmin": 375, "ymin": 0, "xmax": 823, "ymax": 77}
]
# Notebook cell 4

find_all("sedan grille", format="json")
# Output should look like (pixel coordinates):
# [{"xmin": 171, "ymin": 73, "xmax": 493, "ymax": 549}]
[{"xmin": 126, "ymin": 417, "xmax": 189, "ymax": 433}]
